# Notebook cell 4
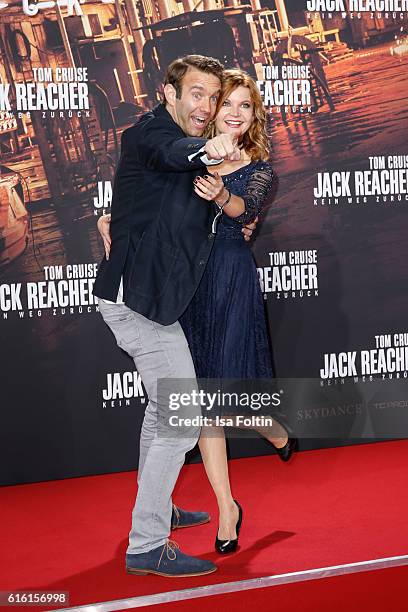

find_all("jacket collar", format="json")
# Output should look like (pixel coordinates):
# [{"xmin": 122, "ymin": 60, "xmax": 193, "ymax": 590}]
[{"xmin": 152, "ymin": 103, "xmax": 186, "ymax": 136}]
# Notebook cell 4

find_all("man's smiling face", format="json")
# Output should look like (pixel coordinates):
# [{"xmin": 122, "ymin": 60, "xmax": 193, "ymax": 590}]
[{"xmin": 165, "ymin": 67, "xmax": 221, "ymax": 136}]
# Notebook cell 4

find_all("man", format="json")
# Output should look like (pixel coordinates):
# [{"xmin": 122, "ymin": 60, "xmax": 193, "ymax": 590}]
[{"xmin": 93, "ymin": 55, "xmax": 253, "ymax": 577}]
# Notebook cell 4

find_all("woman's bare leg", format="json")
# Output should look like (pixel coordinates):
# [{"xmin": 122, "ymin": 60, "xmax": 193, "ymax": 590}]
[{"xmin": 198, "ymin": 426, "xmax": 239, "ymax": 540}]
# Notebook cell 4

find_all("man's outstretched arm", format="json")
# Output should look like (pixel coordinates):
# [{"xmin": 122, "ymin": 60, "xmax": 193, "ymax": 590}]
[{"xmin": 124, "ymin": 121, "xmax": 240, "ymax": 172}]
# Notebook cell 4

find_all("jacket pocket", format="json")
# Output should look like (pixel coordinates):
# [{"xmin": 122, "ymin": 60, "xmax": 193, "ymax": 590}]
[{"xmin": 128, "ymin": 232, "xmax": 178, "ymax": 299}]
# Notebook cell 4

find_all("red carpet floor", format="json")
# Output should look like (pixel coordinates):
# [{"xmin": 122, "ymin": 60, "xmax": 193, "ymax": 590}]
[
  {"xmin": 143, "ymin": 565, "xmax": 408, "ymax": 612},
  {"xmin": 1, "ymin": 440, "xmax": 407, "ymax": 610}
]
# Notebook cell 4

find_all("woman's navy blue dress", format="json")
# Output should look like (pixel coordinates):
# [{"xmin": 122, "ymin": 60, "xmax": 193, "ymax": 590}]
[{"xmin": 180, "ymin": 160, "xmax": 274, "ymax": 380}]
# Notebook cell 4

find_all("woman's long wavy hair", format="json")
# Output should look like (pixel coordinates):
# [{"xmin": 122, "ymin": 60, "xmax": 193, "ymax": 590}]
[{"xmin": 205, "ymin": 69, "xmax": 270, "ymax": 162}]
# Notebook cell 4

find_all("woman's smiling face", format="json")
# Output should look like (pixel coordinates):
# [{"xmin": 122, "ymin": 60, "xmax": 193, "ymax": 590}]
[{"xmin": 214, "ymin": 85, "xmax": 254, "ymax": 140}]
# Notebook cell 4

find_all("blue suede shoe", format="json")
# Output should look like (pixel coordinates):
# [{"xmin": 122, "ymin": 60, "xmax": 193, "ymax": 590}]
[
  {"xmin": 126, "ymin": 540, "xmax": 217, "ymax": 577},
  {"xmin": 171, "ymin": 504, "xmax": 210, "ymax": 529}
]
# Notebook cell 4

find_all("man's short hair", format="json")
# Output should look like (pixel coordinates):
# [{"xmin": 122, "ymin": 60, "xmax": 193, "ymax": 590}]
[{"xmin": 164, "ymin": 55, "xmax": 224, "ymax": 98}]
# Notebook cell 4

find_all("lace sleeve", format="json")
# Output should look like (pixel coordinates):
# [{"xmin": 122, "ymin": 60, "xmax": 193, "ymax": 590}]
[{"xmin": 233, "ymin": 162, "xmax": 274, "ymax": 224}]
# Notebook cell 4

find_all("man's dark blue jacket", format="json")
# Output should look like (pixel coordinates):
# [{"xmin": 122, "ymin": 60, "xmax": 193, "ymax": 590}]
[{"xmin": 93, "ymin": 104, "xmax": 217, "ymax": 325}]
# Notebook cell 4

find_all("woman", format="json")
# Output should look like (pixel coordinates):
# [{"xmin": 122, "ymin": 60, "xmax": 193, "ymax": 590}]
[{"xmin": 98, "ymin": 69, "xmax": 297, "ymax": 554}]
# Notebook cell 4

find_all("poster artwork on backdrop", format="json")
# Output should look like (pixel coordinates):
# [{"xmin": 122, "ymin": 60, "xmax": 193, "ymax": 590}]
[
  {"xmin": 0, "ymin": 263, "xmax": 98, "ymax": 318},
  {"xmin": 320, "ymin": 332, "xmax": 408, "ymax": 382},
  {"xmin": 102, "ymin": 370, "xmax": 146, "ymax": 408},
  {"xmin": 257, "ymin": 249, "xmax": 319, "ymax": 300},
  {"xmin": 313, "ymin": 155, "xmax": 408, "ymax": 206},
  {"xmin": 1, "ymin": 0, "xmax": 408, "ymax": 483}
]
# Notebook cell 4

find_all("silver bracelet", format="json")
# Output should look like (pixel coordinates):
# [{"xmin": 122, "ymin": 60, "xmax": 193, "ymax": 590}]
[{"xmin": 216, "ymin": 189, "xmax": 231, "ymax": 210}]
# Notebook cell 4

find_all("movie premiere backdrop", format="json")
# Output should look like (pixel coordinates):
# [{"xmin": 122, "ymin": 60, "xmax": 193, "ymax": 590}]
[{"xmin": 1, "ymin": 0, "xmax": 408, "ymax": 485}]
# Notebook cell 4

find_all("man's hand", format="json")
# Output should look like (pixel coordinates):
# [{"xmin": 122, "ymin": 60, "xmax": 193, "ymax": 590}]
[
  {"xmin": 204, "ymin": 133, "xmax": 240, "ymax": 161},
  {"xmin": 97, "ymin": 214, "xmax": 112, "ymax": 260},
  {"xmin": 242, "ymin": 216, "xmax": 259, "ymax": 242}
]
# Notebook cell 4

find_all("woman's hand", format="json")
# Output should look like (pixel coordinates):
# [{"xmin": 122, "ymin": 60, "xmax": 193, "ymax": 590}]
[
  {"xmin": 193, "ymin": 172, "xmax": 226, "ymax": 203},
  {"xmin": 97, "ymin": 213, "xmax": 112, "ymax": 260},
  {"xmin": 242, "ymin": 216, "xmax": 259, "ymax": 242}
]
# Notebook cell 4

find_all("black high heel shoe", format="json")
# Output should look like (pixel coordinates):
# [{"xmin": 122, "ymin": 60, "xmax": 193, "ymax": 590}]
[
  {"xmin": 275, "ymin": 437, "xmax": 298, "ymax": 462},
  {"xmin": 215, "ymin": 500, "xmax": 243, "ymax": 554}
]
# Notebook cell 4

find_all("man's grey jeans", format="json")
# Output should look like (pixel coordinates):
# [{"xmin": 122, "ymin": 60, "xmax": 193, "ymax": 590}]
[{"xmin": 98, "ymin": 299, "xmax": 200, "ymax": 554}]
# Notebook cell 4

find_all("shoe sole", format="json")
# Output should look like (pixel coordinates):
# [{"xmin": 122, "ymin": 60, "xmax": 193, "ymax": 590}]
[
  {"xmin": 172, "ymin": 516, "xmax": 211, "ymax": 530},
  {"xmin": 126, "ymin": 566, "xmax": 217, "ymax": 577}
]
